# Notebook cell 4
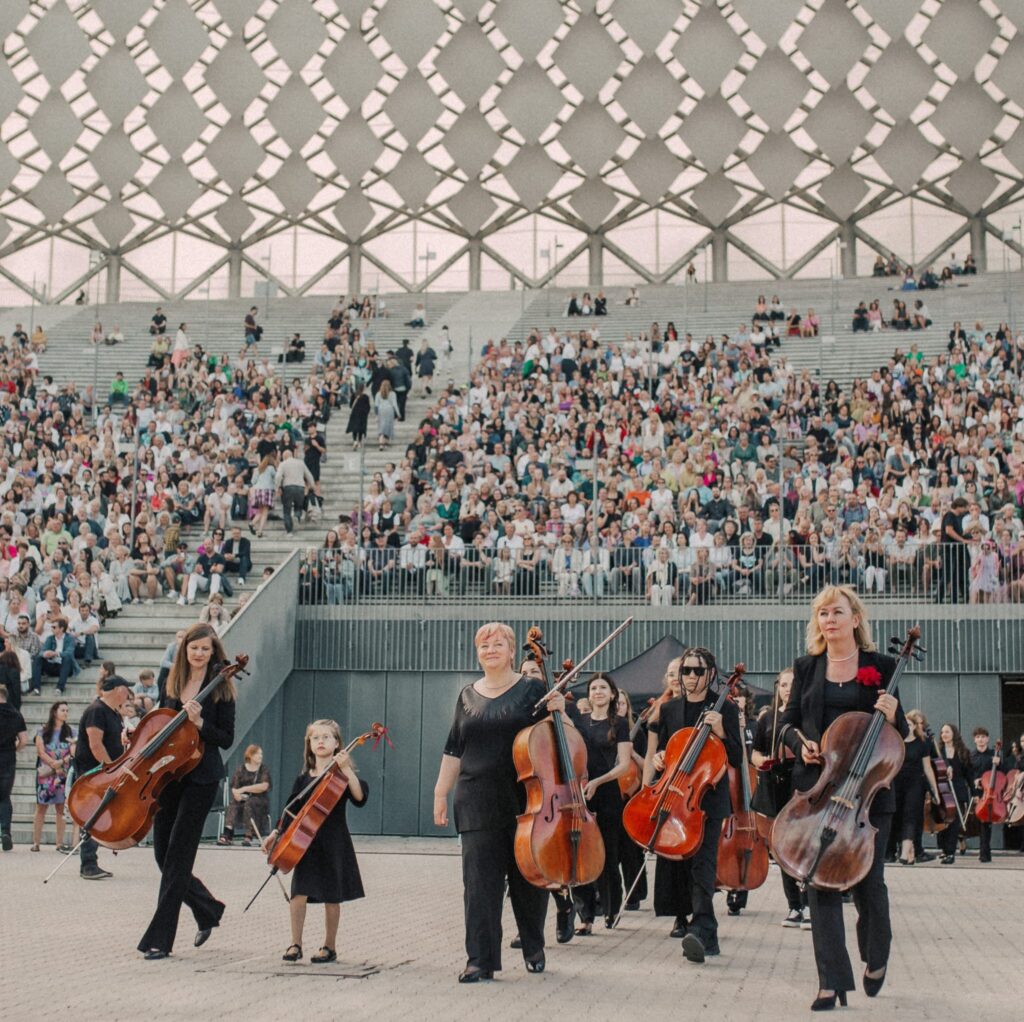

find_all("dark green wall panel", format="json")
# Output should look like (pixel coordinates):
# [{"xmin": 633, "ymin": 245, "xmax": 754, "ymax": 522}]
[
  {"xmin": 381, "ymin": 672, "xmax": 423, "ymax": 836},
  {"xmin": 340, "ymin": 671, "xmax": 387, "ymax": 835}
]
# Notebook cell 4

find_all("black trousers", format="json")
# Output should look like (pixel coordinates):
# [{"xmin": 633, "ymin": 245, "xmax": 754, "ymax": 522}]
[
  {"xmin": 889, "ymin": 774, "xmax": 925, "ymax": 850},
  {"xmin": 652, "ymin": 817, "xmax": 723, "ymax": 945},
  {"xmin": 978, "ymin": 821, "xmax": 992, "ymax": 860},
  {"xmin": 573, "ymin": 796, "xmax": 622, "ymax": 924},
  {"xmin": 938, "ymin": 812, "xmax": 961, "ymax": 856},
  {"xmin": 395, "ymin": 389, "xmax": 408, "ymax": 421},
  {"xmin": 781, "ymin": 867, "xmax": 807, "ymax": 912},
  {"xmin": 137, "ymin": 778, "xmax": 224, "ymax": 953},
  {"xmin": 0, "ymin": 759, "xmax": 14, "ymax": 834},
  {"xmin": 618, "ymin": 818, "xmax": 648, "ymax": 905},
  {"xmin": 460, "ymin": 827, "xmax": 548, "ymax": 972},
  {"xmin": 807, "ymin": 813, "xmax": 892, "ymax": 992}
]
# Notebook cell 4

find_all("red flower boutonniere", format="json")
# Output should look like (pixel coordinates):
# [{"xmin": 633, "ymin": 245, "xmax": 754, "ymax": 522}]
[{"xmin": 856, "ymin": 666, "xmax": 882, "ymax": 688}]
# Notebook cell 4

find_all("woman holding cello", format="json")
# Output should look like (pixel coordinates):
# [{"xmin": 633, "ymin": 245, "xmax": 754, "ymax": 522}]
[
  {"xmin": 643, "ymin": 646, "xmax": 743, "ymax": 963},
  {"xmin": 935, "ymin": 722, "xmax": 973, "ymax": 865},
  {"xmin": 778, "ymin": 586, "xmax": 907, "ymax": 1009},
  {"xmin": 433, "ymin": 622, "xmax": 568, "ymax": 982},
  {"xmin": 138, "ymin": 622, "xmax": 235, "ymax": 960}
]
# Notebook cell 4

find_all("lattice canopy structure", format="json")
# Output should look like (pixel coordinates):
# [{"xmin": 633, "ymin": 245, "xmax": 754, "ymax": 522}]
[{"xmin": 3, "ymin": 0, "xmax": 1024, "ymax": 301}]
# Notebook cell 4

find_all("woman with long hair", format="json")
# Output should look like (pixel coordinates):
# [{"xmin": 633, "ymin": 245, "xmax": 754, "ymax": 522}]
[
  {"xmin": 935, "ymin": 722, "xmax": 973, "ymax": 864},
  {"xmin": 137, "ymin": 623, "xmax": 235, "ymax": 960},
  {"xmin": 779, "ymin": 585, "xmax": 908, "ymax": 1009},
  {"xmin": 887, "ymin": 709, "xmax": 941, "ymax": 865},
  {"xmin": 31, "ymin": 700, "xmax": 75, "ymax": 851}
]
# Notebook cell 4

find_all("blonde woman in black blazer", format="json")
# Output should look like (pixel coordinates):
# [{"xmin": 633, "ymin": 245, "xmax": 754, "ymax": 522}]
[{"xmin": 780, "ymin": 585, "xmax": 908, "ymax": 1011}]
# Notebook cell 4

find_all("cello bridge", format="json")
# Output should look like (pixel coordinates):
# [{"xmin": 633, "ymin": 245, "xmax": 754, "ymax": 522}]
[{"xmin": 830, "ymin": 795, "xmax": 855, "ymax": 809}]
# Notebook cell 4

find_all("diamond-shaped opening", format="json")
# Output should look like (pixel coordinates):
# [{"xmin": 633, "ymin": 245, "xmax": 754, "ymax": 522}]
[
  {"xmin": 495, "ymin": 62, "xmax": 565, "ymax": 144},
  {"xmin": 265, "ymin": 0, "xmax": 328, "ymax": 72},
  {"xmin": 93, "ymin": 201, "xmax": 135, "ymax": 248},
  {"xmin": 623, "ymin": 139, "xmax": 681, "ymax": 203},
  {"xmin": 435, "ymin": 22, "xmax": 505, "ymax": 107},
  {"xmin": 92, "ymin": 0, "xmax": 151, "ymax": 41},
  {"xmin": 945, "ymin": 159, "xmax": 999, "ymax": 214},
  {"xmin": 929, "ymin": 80, "xmax": 1002, "ymax": 158},
  {"xmin": 553, "ymin": 13, "xmax": 625, "ymax": 102},
  {"xmin": 387, "ymin": 150, "xmax": 439, "ymax": 209},
  {"xmin": 678, "ymin": 93, "xmax": 747, "ymax": 172},
  {"xmin": 730, "ymin": 0, "xmax": 807, "ymax": 45},
  {"xmin": 922, "ymin": 0, "xmax": 997, "ymax": 80},
  {"xmin": 206, "ymin": 120, "xmax": 265, "ymax": 191},
  {"xmin": 873, "ymin": 123, "xmax": 936, "ymax": 194},
  {"xmin": 147, "ymin": 82, "xmax": 208, "ymax": 159},
  {"xmin": 558, "ymin": 100, "xmax": 626, "ymax": 176},
  {"xmin": 265, "ymin": 75, "xmax": 325, "ymax": 152},
  {"xmin": 745, "ymin": 132, "xmax": 809, "ymax": 201},
  {"xmin": 384, "ymin": 72, "xmax": 444, "ymax": 145},
  {"xmin": 147, "ymin": 0, "xmax": 210, "ymax": 79},
  {"xmin": 738, "ymin": 48, "xmax": 809, "ymax": 133},
  {"xmin": 502, "ymin": 144, "xmax": 562, "ymax": 210},
  {"xmin": 89, "ymin": 129, "xmax": 142, "ymax": 194},
  {"xmin": 25, "ymin": 0, "xmax": 92, "ymax": 88},
  {"xmin": 492, "ymin": 0, "xmax": 566, "ymax": 63},
  {"xmin": 324, "ymin": 114, "xmax": 384, "ymax": 181},
  {"xmin": 570, "ymin": 179, "xmax": 617, "ymax": 229},
  {"xmin": 611, "ymin": 0, "xmax": 681, "ymax": 54},
  {"xmin": 856, "ymin": 0, "xmax": 920, "ymax": 40},
  {"xmin": 447, "ymin": 181, "xmax": 498, "ymax": 235},
  {"xmin": 0, "ymin": 217, "xmax": 10, "ymax": 247},
  {"xmin": 797, "ymin": 0, "xmax": 870, "ymax": 87},
  {"xmin": 689, "ymin": 173, "xmax": 741, "ymax": 226},
  {"xmin": 32, "ymin": 168, "xmax": 77, "ymax": 223},
  {"xmin": 802, "ymin": 87, "xmax": 874, "ymax": 166},
  {"xmin": 333, "ymin": 190, "xmax": 375, "ymax": 238},
  {"xmin": 376, "ymin": 0, "xmax": 446, "ymax": 67},
  {"xmin": 817, "ymin": 164, "xmax": 869, "ymax": 220},
  {"xmin": 1001, "ymin": 124, "xmax": 1024, "ymax": 174},
  {"xmin": 862, "ymin": 39, "xmax": 935, "ymax": 122},
  {"xmin": 29, "ymin": 92, "xmax": 83, "ymax": 164},
  {"xmin": 204, "ymin": 36, "xmax": 265, "ymax": 118},
  {"xmin": 270, "ymin": 153, "xmax": 320, "ymax": 217},
  {"xmin": 991, "ymin": 34, "xmax": 1024, "ymax": 107},
  {"xmin": 322, "ymin": 31, "xmax": 383, "ymax": 111},
  {"xmin": 216, "ymin": 194, "xmax": 255, "ymax": 241},
  {"xmin": 0, "ymin": 57, "xmax": 21, "ymax": 122},
  {"xmin": 0, "ymin": 142, "xmax": 19, "ymax": 192},
  {"xmin": 86, "ymin": 44, "xmax": 149, "ymax": 126},
  {"xmin": 673, "ymin": 4, "xmax": 746, "ymax": 94},
  {"xmin": 443, "ymin": 110, "xmax": 500, "ymax": 178},
  {"xmin": 616, "ymin": 58, "xmax": 681, "ymax": 137},
  {"xmin": 149, "ymin": 159, "xmax": 202, "ymax": 222}
]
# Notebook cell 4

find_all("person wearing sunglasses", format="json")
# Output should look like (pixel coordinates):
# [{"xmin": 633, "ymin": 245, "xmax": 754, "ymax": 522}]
[{"xmin": 642, "ymin": 647, "xmax": 743, "ymax": 964}]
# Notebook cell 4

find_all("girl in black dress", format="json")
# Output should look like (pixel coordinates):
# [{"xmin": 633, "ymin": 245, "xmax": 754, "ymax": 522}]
[
  {"xmin": 779, "ymin": 585, "xmax": 907, "ymax": 1010},
  {"xmin": 138, "ymin": 623, "xmax": 235, "ymax": 959},
  {"xmin": 888, "ymin": 709, "xmax": 940, "ymax": 865},
  {"xmin": 433, "ymin": 622, "xmax": 567, "ymax": 983},
  {"xmin": 570, "ymin": 674, "xmax": 632, "ymax": 934},
  {"xmin": 346, "ymin": 384, "xmax": 371, "ymax": 450},
  {"xmin": 936, "ymin": 722, "xmax": 973, "ymax": 864},
  {"xmin": 262, "ymin": 719, "xmax": 367, "ymax": 964}
]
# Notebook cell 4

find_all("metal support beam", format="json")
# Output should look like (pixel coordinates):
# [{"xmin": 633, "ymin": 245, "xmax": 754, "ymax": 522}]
[
  {"xmin": 228, "ymin": 247, "xmax": 242, "ymax": 298},
  {"xmin": 711, "ymin": 229, "xmax": 728, "ymax": 281},
  {"xmin": 348, "ymin": 244, "xmax": 362, "ymax": 296},
  {"xmin": 588, "ymin": 234, "xmax": 603, "ymax": 287},
  {"xmin": 104, "ymin": 252, "xmax": 121, "ymax": 303},
  {"xmin": 839, "ymin": 221, "xmax": 857, "ymax": 278},
  {"xmin": 468, "ymin": 238, "xmax": 482, "ymax": 291},
  {"xmin": 969, "ymin": 215, "xmax": 987, "ymax": 272}
]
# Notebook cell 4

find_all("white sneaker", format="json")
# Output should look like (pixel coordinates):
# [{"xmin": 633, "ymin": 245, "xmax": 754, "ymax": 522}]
[
  {"xmin": 782, "ymin": 909, "xmax": 802, "ymax": 928},
  {"xmin": 177, "ymin": 597, "xmax": 186, "ymax": 606},
  {"xmin": 801, "ymin": 912, "xmax": 813, "ymax": 931}
]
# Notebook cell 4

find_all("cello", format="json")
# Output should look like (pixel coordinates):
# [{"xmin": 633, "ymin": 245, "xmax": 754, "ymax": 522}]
[
  {"xmin": 770, "ymin": 628, "xmax": 923, "ymax": 891},
  {"xmin": 1003, "ymin": 767, "xmax": 1024, "ymax": 828},
  {"xmin": 512, "ymin": 627, "xmax": 605, "ymax": 891},
  {"xmin": 716, "ymin": 709, "xmax": 770, "ymax": 894},
  {"xmin": 67, "ymin": 656, "xmax": 248, "ymax": 850},
  {"xmin": 618, "ymin": 691, "xmax": 671, "ymax": 799},
  {"xmin": 975, "ymin": 740, "xmax": 1007, "ymax": 825},
  {"xmin": 923, "ymin": 725, "xmax": 957, "ymax": 834},
  {"xmin": 622, "ymin": 663, "xmax": 746, "ymax": 860}
]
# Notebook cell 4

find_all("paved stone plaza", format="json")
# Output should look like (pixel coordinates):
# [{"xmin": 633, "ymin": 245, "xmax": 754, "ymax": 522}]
[{"xmin": 2, "ymin": 838, "xmax": 1018, "ymax": 1021}]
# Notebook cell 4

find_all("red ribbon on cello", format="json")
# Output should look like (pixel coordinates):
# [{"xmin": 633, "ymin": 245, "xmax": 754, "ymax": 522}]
[{"xmin": 371, "ymin": 725, "xmax": 394, "ymax": 751}]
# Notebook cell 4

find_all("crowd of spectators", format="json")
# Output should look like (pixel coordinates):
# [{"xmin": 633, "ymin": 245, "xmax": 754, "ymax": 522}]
[{"xmin": 300, "ymin": 285, "xmax": 1024, "ymax": 607}]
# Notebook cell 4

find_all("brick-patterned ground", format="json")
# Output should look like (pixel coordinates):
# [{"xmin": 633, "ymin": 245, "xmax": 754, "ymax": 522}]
[{"xmin": 2, "ymin": 838, "xmax": 1019, "ymax": 1020}]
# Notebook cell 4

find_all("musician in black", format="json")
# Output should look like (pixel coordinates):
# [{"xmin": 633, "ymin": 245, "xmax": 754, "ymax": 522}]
[
  {"xmin": 969, "ymin": 726, "xmax": 1000, "ymax": 863},
  {"xmin": 137, "ymin": 623, "xmax": 235, "ymax": 959},
  {"xmin": 74, "ymin": 676, "xmax": 131, "ymax": 879},
  {"xmin": 780, "ymin": 586, "xmax": 907, "ymax": 1010},
  {"xmin": 644, "ymin": 646, "xmax": 743, "ymax": 964},
  {"xmin": 433, "ymin": 622, "xmax": 567, "ymax": 983},
  {"xmin": 936, "ymin": 722, "xmax": 973, "ymax": 864},
  {"xmin": 725, "ymin": 683, "xmax": 756, "ymax": 916}
]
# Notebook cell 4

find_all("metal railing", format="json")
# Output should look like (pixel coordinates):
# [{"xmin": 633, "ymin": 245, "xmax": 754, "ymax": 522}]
[{"xmin": 294, "ymin": 541, "xmax": 1024, "ymax": 608}]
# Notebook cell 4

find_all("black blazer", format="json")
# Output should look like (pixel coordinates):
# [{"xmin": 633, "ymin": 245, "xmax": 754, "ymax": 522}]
[
  {"xmin": 781, "ymin": 649, "xmax": 908, "ymax": 815},
  {"xmin": 223, "ymin": 537, "xmax": 251, "ymax": 561},
  {"xmin": 160, "ymin": 692, "xmax": 235, "ymax": 785}
]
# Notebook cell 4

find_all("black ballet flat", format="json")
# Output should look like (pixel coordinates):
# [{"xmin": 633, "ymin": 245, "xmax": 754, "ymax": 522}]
[
  {"xmin": 509, "ymin": 934, "xmax": 522, "ymax": 949},
  {"xmin": 681, "ymin": 933, "xmax": 706, "ymax": 964},
  {"xmin": 863, "ymin": 966, "xmax": 887, "ymax": 997},
  {"xmin": 194, "ymin": 928, "xmax": 213, "ymax": 948},
  {"xmin": 524, "ymin": 952, "xmax": 545, "ymax": 974},
  {"xmin": 555, "ymin": 905, "xmax": 575, "ymax": 943},
  {"xmin": 670, "ymin": 917, "xmax": 689, "ymax": 939},
  {"xmin": 282, "ymin": 944, "xmax": 302, "ymax": 962},
  {"xmin": 604, "ymin": 916, "xmax": 615, "ymax": 929},
  {"xmin": 574, "ymin": 923, "xmax": 593, "ymax": 936},
  {"xmin": 143, "ymin": 949, "xmax": 169, "ymax": 961},
  {"xmin": 810, "ymin": 990, "xmax": 847, "ymax": 1011},
  {"xmin": 311, "ymin": 946, "xmax": 337, "ymax": 964},
  {"xmin": 458, "ymin": 966, "xmax": 493, "ymax": 983}
]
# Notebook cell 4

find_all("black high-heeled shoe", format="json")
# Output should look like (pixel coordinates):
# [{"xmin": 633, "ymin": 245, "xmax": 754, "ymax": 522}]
[
  {"xmin": 524, "ymin": 951, "xmax": 545, "ymax": 974},
  {"xmin": 863, "ymin": 966, "xmax": 887, "ymax": 997},
  {"xmin": 457, "ymin": 966, "xmax": 493, "ymax": 983},
  {"xmin": 810, "ymin": 990, "xmax": 847, "ymax": 1011},
  {"xmin": 556, "ymin": 904, "xmax": 575, "ymax": 943}
]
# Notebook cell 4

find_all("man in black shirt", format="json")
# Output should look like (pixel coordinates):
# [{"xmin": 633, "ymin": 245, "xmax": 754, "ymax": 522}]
[
  {"xmin": 969, "ymin": 726, "xmax": 1000, "ymax": 863},
  {"xmin": 644, "ymin": 648, "xmax": 743, "ymax": 962},
  {"xmin": 74, "ymin": 676, "xmax": 131, "ymax": 879},
  {"xmin": 0, "ymin": 683, "xmax": 27, "ymax": 850},
  {"xmin": 941, "ymin": 497, "xmax": 969, "ymax": 603}
]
